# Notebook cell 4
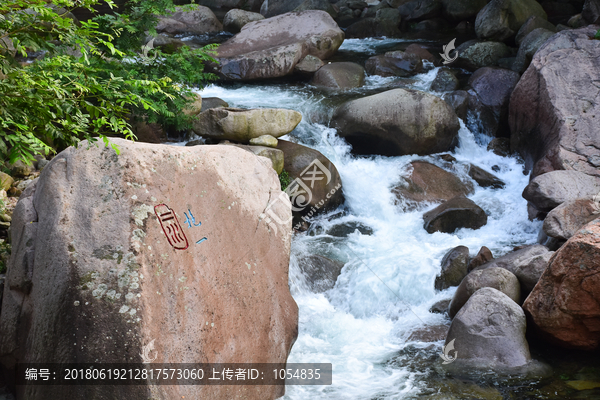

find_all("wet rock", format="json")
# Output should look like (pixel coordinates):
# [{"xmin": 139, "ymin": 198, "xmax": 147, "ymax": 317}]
[
  {"xmin": 398, "ymin": 0, "xmax": 442, "ymax": 21},
  {"xmin": 332, "ymin": 89, "xmax": 460, "ymax": 157},
  {"xmin": 455, "ymin": 40, "xmax": 512, "ymax": 71},
  {"xmin": 294, "ymin": 0, "xmax": 339, "ymax": 17},
  {"xmin": 512, "ymin": 28, "xmax": 555, "ymax": 73},
  {"xmin": 443, "ymin": 90, "xmax": 469, "ymax": 120},
  {"xmin": 475, "ymin": 0, "xmax": 548, "ymax": 42},
  {"xmin": 522, "ymin": 170, "xmax": 600, "ymax": 212},
  {"xmin": 156, "ymin": 5, "xmax": 222, "ymax": 34},
  {"xmin": 0, "ymin": 139, "xmax": 298, "ymax": 399},
  {"xmin": 326, "ymin": 221, "xmax": 373, "ymax": 237},
  {"xmin": 0, "ymin": 173, "xmax": 13, "ymax": 192},
  {"xmin": 468, "ymin": 164, "xmax": 505, "ymax": 189},
  {"xmin": 430, "ymin": 299, "xmax": 451, "ymax": 314},
  {"xmin": 393, "ymin": 161, "xmax": 473, "ymax": 210},
  {"xmin": 487, "ymin": 137, "xmax": 511, "ymax": 157},
  {"xmin": 192, "ymin": 107, "xmax": 302, "ymax": 142},
  {"xmin": 439, "ymin": 154, "xmax": 457, "ymax": 163},
  {"xmin": 404, "ymin": 43, "xmax": 435, "ymax": 63},
  {"xmin": 310, "ymin": 62, "xmax": 366, "ymax": 89},
  {"xmin": 423, "ymin": 196, "xmax": 488, "ymax": 234},
  {"xmin": 515, "ymin": 15, "xmax": 556, "ymax": 45},
  {"xmin": 261, "ymin": 0, "xmax": 305, "ymax": 17},
  {"xmin": 297, "ymin": 254, "xmax": 344, "ymax": 292},
  {"xmin": 523, "ymin": 219, "xmax": 600, "ymax": 349},
  {"xmin": 430, "ymin": 68, "xmax": 459, "ymax": 92},
  {"xmin": 449, "ymin": 267, "xmax": 520, "ymax": 318},
  {"xmin": 407, "ymin": 324, "xmax": 449, "ymax": 342},
  {"xmin": 223, "ymin": 9, "xmax": 264, "ymax": 33},
  {"xmin": 365, "ymin": 51, "xmax": 423, "ymax": 77},
  {"xmin": 468, "ymin": 246, "xmax": 493, "ymax": 271},
  {"xmin": 582, "ymin": 0, "xmax": 600, "ymax": 23},
  {"xmin": 294, "ymin": 55, "xmax": 324, "ymax": 75},
  {"xmin": 217, "ymin": 11, "xmax": 344, "ymax": 80},
  {"xmin": 435, "ymin": 245, "xmax": 470, "ymax": 291},
  {"xmin": 249, "ymin": 135, "xmax": 278, "ymax": 148},
  {"xmin": 543, "ymin": 198, "xmax": 600, "ymax": 240},
  {"xmin": 509, "ymin": 26, "xmax": 600, "ymax": 178},
  {"xmin": 441, "ymin": 0, "xmax": 488, "ymax": 21},
  {"xmin": 200, "ymin": 97, "xmax": 229, "ymax": 112}
]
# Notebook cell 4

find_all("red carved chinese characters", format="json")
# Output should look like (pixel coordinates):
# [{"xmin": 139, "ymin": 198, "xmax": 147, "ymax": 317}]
[{"xmin": 154, "ymin": 204, "xmax": 189, "ymax": 250}]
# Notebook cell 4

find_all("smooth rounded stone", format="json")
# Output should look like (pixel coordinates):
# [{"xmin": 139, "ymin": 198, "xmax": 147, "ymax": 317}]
[
  {"xmin": 276, "ymin": 140, "xmax": 345, "ymax": 221},
  {"xmin": 468, "ymin": 246, "xmax": 493, "ymax": 271},
  {"xmin": 297, "ymin": 254, "xmax": 344, "ymax": 293},
  {"xmin": 393, "ymin": 161, "xmax": 473, "ymax": 210},
  {"xmin": 183, "ymin": 93, "xmax": 203, "ymax": 117},
  {"xmin": 443, "ymin": 90, "xmax": 469, "ymax": 120},
  {"xmin": 435, "ymin": 245, "xmax": 470, "ymax": 291},
  {"xmin": 583, "ymin": 0, "xmax": 600, "ymax": 23},
  {"xmin": 326, "ymin": 221, "xmax": 374, "ymax": 237},
  {"xmin": 223, "ymin": 9, "xmax": 264, "ymax": 33},
  {"xmin": 475, "ymin": 0, "xmax": 548, "ymax": 42},
  {"xmin": 156, "ymin": 5, "xmax": 223, "ymax": 34},
  {"xmin": 543, "ymin": 198, "xmax": 600, "ymax": 240},
  {"xmin": 441, "ymin": 0, "xmax": 488, "ymax": 21},
  {"xmin": 455, "ymin": 40, "xmax": 512, "ymax": 71},
  {"xmin": 468, "ymin": 164, "xmax": 505, "ymax": 189},
  {"xmin": 332, "ymin": 89, "xmax": 460, "ymax": 157},
  {"xmin": 423, "ymin": 196, "xmax": 488, "ymax": 234},
  {"xmin": 474, "ymin": 244, "xmax": 553, "ymax": 294},
  {"xmin": 0, "ymin": 172, "xmax": 13, "ymax": 191},
  {"xmin": 407, "ymin": 324, "xmax": 449, "ymax": 342},
  {"xmin": 230, "ymin": 144, "xmax": 284, "ymax": 173},
  {"xmin": 398, "ymin": 0, "xmax": 442, "ymax": 21},
  {"xmin": 7, "ymin": 160, "xmax": 34, "ymax": 179},
  {"xmin": 365, "ymin": 51, "xmax": 423, "ymax": 77},
  {"xmin": 294, "ymin": 55, "xmax": 324, "ymax": 75},
  {"xmin": 310, "ymin": 62, "xmax": 366, "ymax": 89},
  {"xmin": 466, "ymin": 66, "xmax": 520, "ymax": 137},
  {"xmin": 512, "ymin": 28, "xmax": 555, "ymax": 73},
  {"xmin": 217, "ymin": 11, "xmax": 344, "ymax": 81},
  {"xmin": 445, "ymin": 288, "xmax": 546, "ymax": 376},
  {"xmin": 509, "ymin": 26, "xmax": 600, "ymax": 179},
  {"xmin": 36, "ymin": 158, "xmax": 49, "ymax": 171},
  {"xmin": 430, "ymin": 69, "xmax": 459, "ymax": 92},
  {"xmin": 515, "ymin": 15, "xmax": 556, "ymax": 46},
  {"xmin": 449, "ymin": 267, "xmax": 520, "ymax": 318},
  {"xmin": 0, "ymin": 139, "xmax": 297, "ymax": 400},
  {"xmin": 487, "ymin": 137, "xmax": 511, "ymax": 157},
  {"xmin": 430, "ymin": 299, "xmax": 451, "ymax": 314},
  {"xmin": 568, "ymin": 13, "xmax": 587, "ymax": 28},
  {"xmin": 199, "ymin": 97, "xmax": 229, "ymax": 113},
  {"xmin": 249, "ymin": 135, "xmax": 278, "ymax": 148},
  {"xmin": 524, "ymin": 219, "xmax": 600, "ymax": 349},
  {"xmin": 522, "ymin": 171, "xmax": 600, "ymax": 212},
  {"xmin": 192, "ymin": 107, "xmax": 302, "ymax": 143},
  {"xmin": 404, "ymin": 43, "xmax": 435, "ymax": 63}
]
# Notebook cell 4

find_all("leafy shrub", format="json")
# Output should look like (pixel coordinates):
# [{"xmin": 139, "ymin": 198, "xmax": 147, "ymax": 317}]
[{"xmin": 279, "ymin": 169, "xmax": 291, "ymax": 191}]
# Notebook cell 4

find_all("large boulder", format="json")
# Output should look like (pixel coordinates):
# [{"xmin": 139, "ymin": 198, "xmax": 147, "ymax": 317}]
[
  {"xmin": 216, "ymin": 11, "xmax": 344, "ymax": 81},
  {"xmin": 475, "ymin": 0, "xmax": 548, "ymax": 42},
  {"xmin": 523, "ymin": 219, "xmax": 600, "ymax": 349},
  {"xmin": 522, "ymin": 170, "xmax": 600, "ymax": 212},
  {"xmin": 365, "ymin": 51, "xmax": 423, "ymax": 78},
  {"xmin": 261, "ymin": 0, "xmax": 305, "ymax": 17},
  {"xmin": 156, "ymin": 5, "xmax": 223, "ymax": 34},
  {"xmin": 512, "ymin": 28, "xmax": 555, "ymax": 73},
  {"xmin": 223, "ymin": 9, "xmax": 265, "ymax": 33},
  {"xmin": 455, "ymin": 40, "xmax": 512, "ymax": 71},
  {"xmin": 392, "ymin": 161, "xmax": 474, "ymax": 210},
  {"xmin": 543, "ymin": 199, "xmax": 600, "ymax": 241},
  {"xmin": 509, "ymin": 26, "xmax": 600, "ymax": 178},
  {"xmin": 296, "ymin": 254, "xmax": 344, "ymax": 292},
  {"xmin": 515, "ymin": 15, "xmax": 556, "ymax": 46},
  {"xmin": 441, "ymin": 0, "xmax": 488, "ymax": 21},
  {"xmin": 0, "ymin": 139, "xmax": 298, "ymax": 399},
  {"xmin": 582, "ymin": 0, "xmax": 600, "ymax": 24},
  {"xmin": 423, "ymin": 196, "xmax": 488, "ymax": 234},
  {"xmin": 467, "ymin": 164, "xmax": 505, "ymax": 189},
  {"xmin": 331, "ymin": 89, "xmax": 460, "ymax": 157},
  {"xmin": 466, "ymin": 67, "xmax": 520, "ymax": 137},
  {"xmin": 435, "ymin": 246, "xmax": 470, "ymax": 291},
  {"xmin": 192, "ymin": 107, "xmax": 302, "ymax": 142},
  {"xmin": 430, "ymin": 69, "xmax": 459, "ymax": 92},
  {"xmin": 276, "ymin": 140, "xmax": 345, "ymax": 224},
  {"xmin": 310, "ymin": 62, "xmax": 365, "ymax": 89}
]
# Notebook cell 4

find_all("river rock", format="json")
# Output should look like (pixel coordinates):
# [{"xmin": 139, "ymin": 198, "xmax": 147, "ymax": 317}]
[
  {"xmin": 583, "ymin": 0, "xmax": 600, "ymax": 23},
  {"xmin": 515, "ymin": 15, "xmax": 556, "ymax": 46},
  {"xmin": 297, "ymin": 254, "xmax": 344, "ymax": 292},
  {"xmin": 0, "ymin": 172, "xmax": 13, "ymax": 191},
  {"xmin": 223, "ymin": 9, "xmax": 264, "ymax": 33},
  {"xmin": 435, "ymin": 246, "xmax": 470, "ymax": 291},
  {"xmin": 261, "ymin": 0, "xmax": 305, "ymax": 17},
  {"xmin": 217, "ymin": 11, "xmax": 344, "ymax": 81},
  {"xmin": 230, "ymin": 144, "xmax": 284, "ymax": 174},
  {"xmin": 455, "ymin": 40, "xmax": 512, "ymax": 71},
  {"xmin": 468, "ymin": 246, "xmax": 493, "ymax": 271},
  {"xmin": 293, "ymin": 0, "xmax": 338, "ymax": 16},
  {"xmin": 249, "ymin": 135, "xmax": 278, "ymax": 148},
  {"xmin": 200, "ymin": 97, "xmax": 229, "ymax": 112},
  {"xmin": 522, "ymin": 170, "xmax": 600, "ymax": 212},
  {"xmin": 392, "ymin": 161, "xmax": 474, "ymax": 210},
  {"xmin": 198, "ymin": 0, "xmax": 263, "ymax": 13},
  {"xmin": 405, "ymin": 43, "xmax": 435, "ymax": 63},
  {"xmin": 156, "ymin": 5, "xmax": 223, "ymax": 34},
  {"xmin": 7, "ymin": 160, "xmax": 34, "ymax": 178},
  {"xmin": 398, "ymin": 0, "xmax": 442, "ymax": 21},
  {"xmin": 408, "ymin": 324, "xmax": 449, "ymax": 342},
  {"xmin": 365, "ymin": 51, "xmax": 423, "ymax": 77},
  {"xmin": 276, "ymin": 140, "xmax": 344, "ymax": 223},
  {"xmin": 523, "ymin": 219, "xmax": 600, "ymax": 349},
  {"xmin": 475, "ymin": 0, "xmax": 548, "ymax": 42},
  {"xmin": 0, "ymin": 139, "xmax": 298, "ymax": 399},
  {"xmin": 430, "ymin": 299, "xmax": 451, "ymax": 314},
  {"xmin": 310, "ymin": 62, "xmax": 365, "ymax": 89},
  {"xmin": 449, "ymin": 267, "xmax": 520, "ymax": 318},
  {"xmin": 423, "ymin": 196, "xmax": 488, "ymax": 234},
  {"xmin": 487, "ymin": 137, "xmax": 511, "ymax": 157},
  {"xmin": 466, "ymin": 67, "xmax": 520, "ymax": 137},
  {"xmin": 441, "ymin": 0, "xmax": 488, "ymax": 21},
  {"xmin": 294, "ymin": 55, "xmax": 324, "ymax": 75},
  {"xmin": 443, "ymin": 90, "xmax": 469, "ymax": 120},
  {"xmin": 332, "ymin": 89, "xmax": 460, "ymax": 157},
  {"xmin": 468, "ymin": 164, "xmax": 505, "ymax": 189},
  {"xmin": 446, "ymin": 288, "xmax": 532, "ymax": 371},
  {"xmin": 192, "ymin": 107, "xmax": 302, "ymax": 142},
  {"xmin": 512, "ymin": 28, "xmax": 555, "ymax": 73},
  {"xmin": 543, "ymin": 199, "xmax": 600, "ymax": 240},
  {"xmin": 326, "ymin": 221, "xmax": 373, "ymax": 237},
  {"xmin": 509, "ymin": 26, "xmax": 600, "ymax": 178},
  {"xmin": 431, "ymin": 69, "xmax": 459, "ymax": 92}
]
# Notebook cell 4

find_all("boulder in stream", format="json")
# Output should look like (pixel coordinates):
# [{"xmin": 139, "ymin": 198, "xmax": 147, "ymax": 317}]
[{"xmin": 423, "ymin": 196, "xmax": 488, "ymax": 234}]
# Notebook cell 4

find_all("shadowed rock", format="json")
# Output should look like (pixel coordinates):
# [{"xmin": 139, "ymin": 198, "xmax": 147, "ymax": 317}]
[{"xmin": 423, "ymin": 196, "xmax": 487, "ymax": 234}]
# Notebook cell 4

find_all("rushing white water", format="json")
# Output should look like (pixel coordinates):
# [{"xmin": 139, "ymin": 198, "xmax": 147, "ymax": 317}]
[{"xmin": 197, "ymin": 46, "xmax": 541, "ymax": 399}]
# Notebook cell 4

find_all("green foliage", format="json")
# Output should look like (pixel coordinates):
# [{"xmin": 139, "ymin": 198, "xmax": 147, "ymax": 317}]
[
  {"xmin": 279, "ymin": 169, "xmax": 291, "ymax": 191},
  {"xmin": 0, "ymin": 0, "xmax": 217, "ymax": 164},
  {"xmin": 595, "ymin": 30, "xmax": 600, "ymax": 40}
]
